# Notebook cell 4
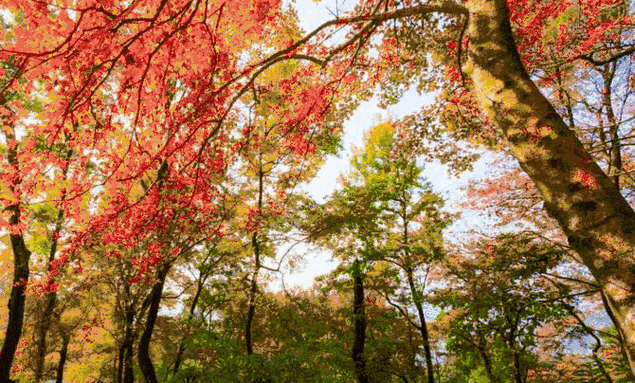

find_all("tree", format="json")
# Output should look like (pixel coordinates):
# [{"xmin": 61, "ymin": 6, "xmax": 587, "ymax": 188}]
[
  {"xmin": 292, "ymin": 0, "xmax": 635, "ymax": 370},
  {"xmin": 435, "ymin": 233, "xmax": 571, "ymax": 383},
  {"xmin": 3, "ymin": 0, "xmax": 635, "ymax": 377},
  {"xmin": 302, "ymin": 120, "xmax": 451, "ymax": 382},
  {"xmin": 346, "ymin": 121, "xmax": 451, "ymax": 383},
  {"xmin": 454, "ymin": 1, "xmax": 635, "ymax": 370},
  {"xmin": 0, "ymin": 55, "xmax": 38, "ymax": 383},
  {"xmin": 0, "ymin": 1, "xmax": 358, "ymax": 377}
]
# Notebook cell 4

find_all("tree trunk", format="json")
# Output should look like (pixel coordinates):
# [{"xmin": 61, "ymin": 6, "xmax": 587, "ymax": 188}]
[
  {"xmin": 138, "ymin": 264, "xmax": 170, "ymax": 383},
  {"xmin": 245, "ymin": 231, "xmax": 260, "ymax": 356},
  {"xmin": 476, "ymin": 329, "xmax": 498, "ymax": 383},
  {"xmin": 0, "ymin": 132, "xmax": 32, "ymax": 383},
  {"xmin": 34, "ymin": 291, "xmax": 57, "ymax": 383},
  {"xmin": 0, "ymin": 223, "xmax": 31, "ymax": 383},
  {"xmin": 512, "ymin": 350, "xmax": 523, "ymax": 383},
  {"xmin": 171, "ymin": 279, "xmax": 204, "ymax": 375},
  {"xmin": 401, "ymin": 198, "xmax": 434, "ymax": 383},
  {"xmin": 138, "ymin": 160, "xmax": 172, "ymax": 383},
  {"xmin": 116, "ymin": 342, "xmax": 125, "ymax": 383},
  {"xmin": 405, "ymin": 269, "xmax": 434, "ymax": 383},
  {"xmin": 115, "ymin": 298, "xmax": 136, "ymax": 383},
  {"xmin": 34, "ymin": 208, "xmax": 64, "ymax": 383},
  {"xmin": 118, "ymin": 305, "xmax": 136, "ymax": 383},
  {"xmin": 55, "ymin": 332, "xmax": 70, "ymax": 383},
  {"xmin": 246, "ymin": 165, "xmax": 265, "ymax": 356},
  {"xmin": 351, "ymin": 260, "xmax": 370, "ymax": 383},
  {"xmin": 171, "ymin": 244, "xmax": 219, "ymax": 378},
  {"xmin": 462, "ymin": 0, "xmax": 635, "ymax": 373}
]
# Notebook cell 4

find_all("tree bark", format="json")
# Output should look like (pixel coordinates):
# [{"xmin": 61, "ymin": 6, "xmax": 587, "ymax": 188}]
[
  {"xmin": 476, "ymin": 329, "xmax": 497, "ymax": 383},
  {"xmin": 245, "ymin": 230, "xmax": 260, "ymax": 356},
  {"xmin": 351, "ymin": 260, "xmax": 370, "ymax": 383},
  {"xmin": 0, "ymin": 212, "xmax": 31, "ymax": 383},
  {"xmin": 401, "ymin": 198, "xmax": 434, "ymax": 383},
  {"xmin": 462, "ymin": 0, "xmax": 635, "ymax": 373},
  {"xmin": 405, "ymin": 268, "xmax": 434, "ymax": 383},
  {"xmin": 138, "ymin": 264, "xmax": 170, "ymax": 383},
  {"xmin": 119, "ymin": 305, "xmax": 136, "ymax": 383},
  {"xmin": 246, "ymin": 165, "xmax": 265, "ymax": 356},
  {"xmin": 512, "ymin": 350, "xmax": 522, "ymax": 383},
  {"xmin": 34, "ymin": 143, "xmax": 71, "ymax": 383},
  {"xmin": 171, "ymin": 278, "xmax": 204, "ymax": 375},
  {"xmin": 0, "ymin": 130, "xmax": 32, "ymax": 383},
  {"xmin": 34, "ymin": 291, "xmax": 57, "ymax": 383},
  {"xmin": 55, "ymin": 332, "xmax": 70, "ymax": 383},
  {"xmin": 34, "ymin": 208, "xmax": 65, "ymax": 383}
]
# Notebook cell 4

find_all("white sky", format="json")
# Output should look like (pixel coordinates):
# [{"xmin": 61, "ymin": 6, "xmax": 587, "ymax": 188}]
[
  {"xmin": 274, "ymin": 0, "xmax": 501, "ymax": 292},
  {"xmin": 279, "ymin": 2, "xmax": 612, "ymax": 341}
]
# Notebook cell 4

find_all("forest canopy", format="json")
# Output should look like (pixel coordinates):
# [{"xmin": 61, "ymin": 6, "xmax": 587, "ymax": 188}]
[{"xmin": 1, "ymin": 0, "xmax": 635, "ymax": 382}]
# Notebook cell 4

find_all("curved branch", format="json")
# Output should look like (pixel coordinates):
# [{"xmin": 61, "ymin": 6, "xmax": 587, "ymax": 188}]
[{"xmin": 580, "ymin": 45, "xmax": 635, "ymax": 66}]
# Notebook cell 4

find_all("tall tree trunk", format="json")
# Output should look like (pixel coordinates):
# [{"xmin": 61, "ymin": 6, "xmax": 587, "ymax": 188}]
[
  {"xmin": 245, "ymin": 230, "xmax": 260, "ymax": 356},
  {"xmin": 55, "ymin": 332, "xmax": 70, "ymax": 383},
  {"xmin": 351, "ymin": 260, "xmax": 370, "ymax": 383},
  {"xmin": 34, "ymin": 207, "xmax": 65, "ymax": 383},
  {"xmin": 138, "ymin": 264, "xmax": 170, "ymax": 383},
  {"xmin": 34, "ymin": 291, "xmax": 57, "ymax": 383},
  {"xmin": 120, "ymin": 305, "xmax": 136, "ymax": 383},
  {"xmin": 401, "ymin": 201, "xmax": 434, "ymax": 383},
  {"xmin": 171, "ymin": 246, "xmax": 219, "ymax": 378},
  {"xmin": 124, "ymin": 332, "xmax": 134, "ymax": 383},
  {"xmin": 512, "ymin": 350, "xmax": 522, "ymax": 383},
  {"xmin": 246, "ymin": 165, "xmax": 264, "ymax": 356},
  {"xmin": 0, "ymin": 129, "xmax": 32, "ymax": 383},
  {"xmin": 0, "ymin": 212, "xmax": 31, "ymax": 383},
  {"xmin": 171, "ymin": 278, "xmax": 204, "ymax": 375},
  {"xmin": 405, "ymin": 268, "xmax": 434, "ymax": 383},
  {"xmin": 476, "ymin": 328, "xmax": 498, "ymax": 383},
  {"xmin": 462, "ymin": 0, "xmax": 635, "ymax": 373}
]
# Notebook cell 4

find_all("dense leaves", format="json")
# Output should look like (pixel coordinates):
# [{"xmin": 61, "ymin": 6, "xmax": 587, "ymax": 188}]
[{"xmin": 1, "ymin": 0, "xmax": 635, "ymax": 382}]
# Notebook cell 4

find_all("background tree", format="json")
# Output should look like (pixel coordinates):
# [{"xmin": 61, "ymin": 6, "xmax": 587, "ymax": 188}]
[
  {"xmin": 2, "ymin": 0, "xmax": 635, "ymax": 380},
  {"xmin": 302, "ymin": 120, "xmax": 452, "ymax": 382}
]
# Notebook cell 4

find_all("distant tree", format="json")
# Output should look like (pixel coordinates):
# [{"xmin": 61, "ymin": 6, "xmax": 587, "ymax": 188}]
[{"xmin": 434, "ymin": 233, "xmax": 577, "ymax": 383}]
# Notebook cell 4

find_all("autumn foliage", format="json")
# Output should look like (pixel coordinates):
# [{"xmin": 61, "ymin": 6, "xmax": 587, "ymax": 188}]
[{"xmin": 0, "ymin": 0, "xmax": 635, "ymax": 382}]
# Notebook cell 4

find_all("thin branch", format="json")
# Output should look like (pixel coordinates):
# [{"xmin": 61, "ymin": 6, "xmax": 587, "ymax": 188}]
[{"xmin": 580, "ymin": 46, "xmax": 635, "ymax": 66}]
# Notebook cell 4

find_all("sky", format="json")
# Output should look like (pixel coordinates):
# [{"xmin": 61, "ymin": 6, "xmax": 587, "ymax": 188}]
[
  {"xmin": 277, "ymin": 1, "xmax": 613, "ymax": 343},
  {"xmin": 273, "ymin": 0, "xmax": 502, "ymax": 292}
]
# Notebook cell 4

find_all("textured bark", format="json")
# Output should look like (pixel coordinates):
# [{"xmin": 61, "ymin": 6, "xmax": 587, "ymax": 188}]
[
  {"xmin": 34, "ymin": 208, "xmax": 64, "ymax": 383},
  {"xmin": 137, "ymin": 265, "xmax": 170, "ymax": 383},
  {"xmin": 405, "ymin": 268, "xmax": 434, "ymax": 383},
  {"xmin": 55, "ymin": 332, "xmax": 70, "ymax": 383},
  {"xmin": 117, "ymin": 305, "xmax": 136, "ymax": 383},
  {"xmin": 0, "ymin": 132, "xmax": 32, "ymax": 383},
  {"xmin": 0, "ymin": 216, "xmax": 31, "ymax": 383},
  {"xmin": 246, "ymin": 165, "xmax": 264, "ymax": 356},
  {"xmin": 34, "ymin": 291, "xmax": 57, "ymax": 383},
  {"xmin": 462, "ymin": 0, "xmax": 635, "ymax": 373},
  {"xmin": 351, "ymin": 260, "xmax": 370, "ymax": 383},
  {"xmin": 171, "ymin": 278, "xmax": 204, "ymax": 375},
  {"xmin": 476, "ymin": 330, "xmax": 498, "ymax": 383}
]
